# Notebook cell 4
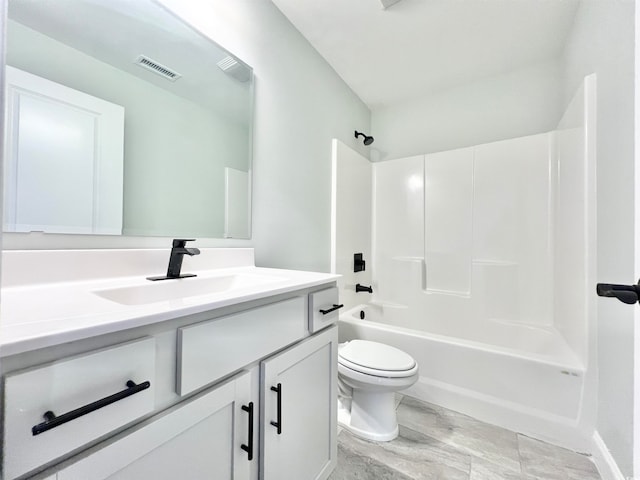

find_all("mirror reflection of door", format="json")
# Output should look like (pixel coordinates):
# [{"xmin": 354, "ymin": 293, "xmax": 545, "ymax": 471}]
[{"xmin": 4, "ymin": 66, "xmax": 124, "ymax": 234}]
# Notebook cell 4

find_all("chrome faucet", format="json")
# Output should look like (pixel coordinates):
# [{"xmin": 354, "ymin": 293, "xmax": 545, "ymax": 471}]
[{"xmin": 147, "ymin": 239, "xmax": 201, "ymax": 281}]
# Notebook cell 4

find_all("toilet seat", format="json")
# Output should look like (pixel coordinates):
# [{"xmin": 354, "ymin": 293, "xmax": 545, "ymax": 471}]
[{"xmin": 339, "ymin": 340, "xmax": 418, "ymax": 378}]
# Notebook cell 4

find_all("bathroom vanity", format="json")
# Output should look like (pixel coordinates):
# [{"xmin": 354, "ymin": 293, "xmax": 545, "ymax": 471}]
[{"xmin": 0, "ymin": 248, "xmax": 340, "ymax": 480}]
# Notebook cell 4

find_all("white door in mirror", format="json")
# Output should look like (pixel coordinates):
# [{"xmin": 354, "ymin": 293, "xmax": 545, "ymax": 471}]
[{"xmin": 4, "ymin": 66, "xmax": 124, "ymax": 235}]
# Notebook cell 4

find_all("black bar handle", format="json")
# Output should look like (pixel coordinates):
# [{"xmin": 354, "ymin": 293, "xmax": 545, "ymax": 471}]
[
  {"xmin": 270, "ymin": 383, "xmax": 282, "ymax": 435},
  {"xmin": 32, "ymin": 380, "xmax": 151, "ymax": 436},
  {"xmin": 596, "ymin": 282, "xmax": 640, "ymax": 305},
  {"xmin": 319, "ymin": 304, "xmax": 344, "ymax": 315},
  {"xmin": 241, "ymin": 402, "xmax": 254, "ymax": 461}
]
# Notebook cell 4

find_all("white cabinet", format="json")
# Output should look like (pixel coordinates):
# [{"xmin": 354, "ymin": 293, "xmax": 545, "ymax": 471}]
[
  {"xmin": 261, "ymin": 325, "xmax": 338, "ymax": 480},
  {"xmin": 3, "ymin": 337, "xmax": 156, "ymax": 480},
  {"xmin": 56, "ymin": 371, "xmax": 253, "ymax": 480},
  {"xmin": 308, "ymin": 287, "xmax": 340, "ymax": 333},
  {"xmin": 177, "ymin": 296, "xmax": 306, "ymax": 396},
  {"xmin": 3, "ymin": 287, "xmax": 339, "ymax": 480},
  {"xmin": 53, "ymin": 326, "xmax": 338, "ymax": 480}
]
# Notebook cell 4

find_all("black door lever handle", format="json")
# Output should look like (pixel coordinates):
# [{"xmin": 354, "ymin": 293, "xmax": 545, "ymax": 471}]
[{"xmin": 596, "ymin": 282, "xmax": 640, "ymax": 305}]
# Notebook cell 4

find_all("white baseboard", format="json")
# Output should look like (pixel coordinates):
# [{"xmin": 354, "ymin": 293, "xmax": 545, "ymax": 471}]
[{"xmin": 591, "ymin": 432, "xmax": 626, "ymax": 480}]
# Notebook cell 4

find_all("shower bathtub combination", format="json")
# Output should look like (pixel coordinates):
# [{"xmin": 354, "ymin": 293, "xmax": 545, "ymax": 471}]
[{"xmin": 331, "ymin": 76, "xmax": 596, "ymax": 451}]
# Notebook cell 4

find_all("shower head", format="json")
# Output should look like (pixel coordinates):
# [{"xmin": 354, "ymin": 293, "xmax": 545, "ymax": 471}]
[{"xmin": 355, "ymin": 130, "xmax": 374, "ymax": 146}]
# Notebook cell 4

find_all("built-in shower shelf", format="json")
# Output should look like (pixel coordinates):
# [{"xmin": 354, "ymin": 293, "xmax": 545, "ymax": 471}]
[
  {"xmin": 391, "ymin": 256, "xmax": 425, "ymax": 262},
  {"xmin": 424, "ymin": 288, "xmax": 471, "ymax": 298},
  {"xmin": 472, "ymin": 259, "xmax": 519, "ymax": 266}
]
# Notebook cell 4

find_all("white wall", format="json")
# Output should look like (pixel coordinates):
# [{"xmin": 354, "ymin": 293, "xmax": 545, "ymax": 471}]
[
  {"xmin": 373, "ymin": 133, "xmax": 554, "ymax": 337},
  {"xmin": 373, "ymin": 155, "xmax": 427, "ymax": 328},
  {"xmin": 554, "ymin": 76, "xmax": 596, "ymax": 375},
  {"xmin": 473, "ymin": 135, "xmax": 554, "ymax": 327},
  {"xmin": 2, "ymin": 1, "xmax": 371, "ymax": 272},
  {"xmin": 561, "ymin": 1, "xmax": 636, "ymax": 476},
  {"xmin": 330, "ymin": 139, "xmax": 372, "ymax": 311},
  {"xmin": 0, "ymin": 0, "xmax": 6, "ymax": 282},
  {"xmin": 135, "ymin": 0, "xmax": 372, "ymax": 271},
  {"xmin": 371, "ymin": 59, "xmax": 562, "ymax": 160},
  {"xmin": 636, "ymin": 5, "xmax": 640, "ymax": 477}
]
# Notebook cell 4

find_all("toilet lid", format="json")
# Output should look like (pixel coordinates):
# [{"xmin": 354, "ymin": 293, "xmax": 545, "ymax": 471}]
[{"xmin": 339, "ymin": 340, "xmax": 416, "ymax": 373}]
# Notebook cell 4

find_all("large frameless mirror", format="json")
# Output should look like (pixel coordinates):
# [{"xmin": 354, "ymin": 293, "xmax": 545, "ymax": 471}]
[{"xmin": 4, "ymin": 0, "xmax": 253, "ymax": 238}]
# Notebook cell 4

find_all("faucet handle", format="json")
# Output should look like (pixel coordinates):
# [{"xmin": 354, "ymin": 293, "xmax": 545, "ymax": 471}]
[{"xmin": 172, "ymin": 238, "xmax": 196, "ymax": 248}]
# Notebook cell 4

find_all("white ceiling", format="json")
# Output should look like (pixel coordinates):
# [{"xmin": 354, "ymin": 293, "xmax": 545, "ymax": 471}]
[{"xmin": 271, "ymin": 0, "xmax": 580, "ymax": 110}]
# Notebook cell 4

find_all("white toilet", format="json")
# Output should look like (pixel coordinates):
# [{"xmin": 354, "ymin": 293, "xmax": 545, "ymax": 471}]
[{"xmin": 337, "ymin": 339, "xmax": 419, "ymax": 441}]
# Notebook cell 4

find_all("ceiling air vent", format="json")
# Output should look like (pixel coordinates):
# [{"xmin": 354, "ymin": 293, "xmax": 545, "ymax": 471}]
[
  {"xmin": 134, "ymin": 55, "xmax": 182, "ymax": 82},
  {"xmin": 216, "ymin": 55, "xmax": 251, "ymax": 83}
]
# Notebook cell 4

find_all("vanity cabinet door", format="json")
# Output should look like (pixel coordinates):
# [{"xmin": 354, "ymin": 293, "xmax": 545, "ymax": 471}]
[
  {"xmin": 261, "ymin": 326, "xmax": 338, "ymax": 480},
  {"xmin": 56, "ymin": 371, "xmax": 253, "ymax": 480}
]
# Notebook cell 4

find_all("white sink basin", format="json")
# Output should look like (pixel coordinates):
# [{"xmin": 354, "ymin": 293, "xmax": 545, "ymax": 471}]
[{"xmin": 93, "ymin": 273, "xmax": 283, "ymax": 306}]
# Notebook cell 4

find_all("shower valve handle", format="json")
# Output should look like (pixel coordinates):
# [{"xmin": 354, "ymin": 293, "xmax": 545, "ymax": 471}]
[{"xmin": 596, "ymin": 281, "xmax": 640, "ymax": 305}]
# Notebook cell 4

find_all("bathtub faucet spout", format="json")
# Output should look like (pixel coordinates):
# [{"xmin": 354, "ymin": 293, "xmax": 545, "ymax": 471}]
[{"xmin": 356, "ymin": 284, "xmax": 373, "ymax": 294}]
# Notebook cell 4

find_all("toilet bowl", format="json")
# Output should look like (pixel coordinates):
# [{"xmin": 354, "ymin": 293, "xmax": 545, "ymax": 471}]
[{"xmin": 337, "ymin": 339, "xmax": 419, "ymax": 442}]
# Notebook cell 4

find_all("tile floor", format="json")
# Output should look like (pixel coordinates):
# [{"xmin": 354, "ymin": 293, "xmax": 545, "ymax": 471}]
[{"xmin": 329, "ymin": 395, "xmax": 601, "ymax": 480}]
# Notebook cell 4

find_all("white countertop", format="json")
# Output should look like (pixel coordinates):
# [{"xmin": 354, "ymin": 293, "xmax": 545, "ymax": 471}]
[{"xmin": 0, "ymin": 249, "xmax": 339, "ymax": 357}]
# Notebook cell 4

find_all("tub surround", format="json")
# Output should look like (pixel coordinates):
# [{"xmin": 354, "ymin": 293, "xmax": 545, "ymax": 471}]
[
  {"xmin": 330, "ymin": 139, "xmax": 372, "ymax": 312},
  {"xmin": 1, "ymin": 247, "xmax": 339, "ymax": 356}
]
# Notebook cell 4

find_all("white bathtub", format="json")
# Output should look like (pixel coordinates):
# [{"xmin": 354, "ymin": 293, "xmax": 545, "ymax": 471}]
[{"xmin": 338, "ymin": 304, "xmax": 589, "ymax": 450}]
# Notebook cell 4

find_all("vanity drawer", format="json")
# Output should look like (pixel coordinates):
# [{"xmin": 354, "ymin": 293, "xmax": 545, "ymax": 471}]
[
  {"xmin": 309, "ymin": 287, "xmax": 340, "ymax": 333},
  {"xmin": 3, "ymin": 337, "xmax": 156, "ymax": 480},
  {"xmin": 178, "ymin": 296, "xmax": 306, "ymax": 396}
]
